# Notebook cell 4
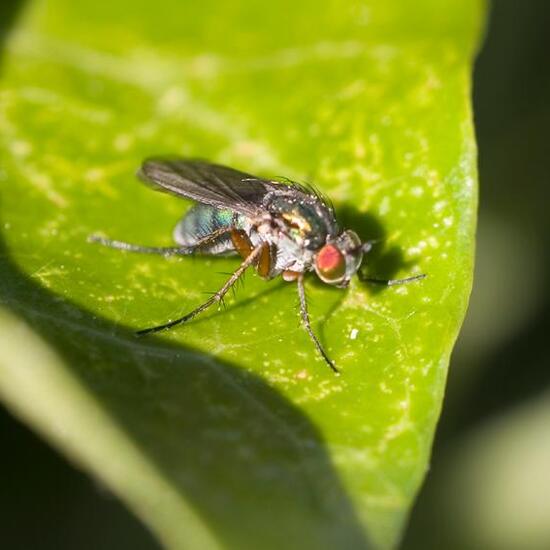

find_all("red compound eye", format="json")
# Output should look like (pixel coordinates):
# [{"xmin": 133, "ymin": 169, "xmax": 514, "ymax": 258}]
[{"xmin": 315, "ymin": 244, "xmax": 346, "ymax": 283}]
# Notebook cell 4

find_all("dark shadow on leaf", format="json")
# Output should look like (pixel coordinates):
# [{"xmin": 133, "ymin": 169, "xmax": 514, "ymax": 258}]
[
  {"xmin": 0, "ymin": 209, "xmax": 371, "ymax": 550},
  {"xmin": 0, "ymin": 1, "xmax": 25, "ymax": 42},
  {"xmin": 336, "ymin": 203, "xmax": 424, "ymax": 295},
  {"xmin": 336, "ymin": 204, "xmax": 387, "ymax": 243}
]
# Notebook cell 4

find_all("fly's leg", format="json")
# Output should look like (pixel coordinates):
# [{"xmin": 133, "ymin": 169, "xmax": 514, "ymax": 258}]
[
  {"xmin": 88, "ymin": 226, "xmax": 230, "ymax": 257},
  {"xmin": 136, "ymin": 245, "xmax": 263, "ymax": 336},
  {"xmin": 88, "ymin": 235, "xmax": 189, "ymax": 256},
  {"xmin": 359, "ymin": 273, "xmax": 426, "ymax": 286},
  {"xmin": 297, "ymin": 274, "xmax": 339, "ymax": 375}
]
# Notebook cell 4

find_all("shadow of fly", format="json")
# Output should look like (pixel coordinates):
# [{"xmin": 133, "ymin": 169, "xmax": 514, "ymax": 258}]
[{"xmin": 90, "ymin": 158, "xmax": 425, "ymax": 374}]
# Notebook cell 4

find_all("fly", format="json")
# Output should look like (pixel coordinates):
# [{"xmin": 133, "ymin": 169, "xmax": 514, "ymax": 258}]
[{"xmin": 90, "ymin": 158, "xmax": 425, "ymax": 374}]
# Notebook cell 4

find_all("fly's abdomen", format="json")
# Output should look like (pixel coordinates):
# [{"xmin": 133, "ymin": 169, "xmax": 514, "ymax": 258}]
[{"xmin": 174, "ymin": 204, "xmax": 242, "ymax": 255}]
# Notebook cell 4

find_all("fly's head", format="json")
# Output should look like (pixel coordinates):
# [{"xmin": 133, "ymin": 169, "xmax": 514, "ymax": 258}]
[{"xmin": 314, "ymin": 230, "xmax": 370, "ymax": 288}]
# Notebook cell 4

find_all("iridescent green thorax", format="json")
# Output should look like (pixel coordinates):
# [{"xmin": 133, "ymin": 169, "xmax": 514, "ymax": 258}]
[{"xmin": 266, "ymin": 195, "xmax": 338, "ymax": 250}]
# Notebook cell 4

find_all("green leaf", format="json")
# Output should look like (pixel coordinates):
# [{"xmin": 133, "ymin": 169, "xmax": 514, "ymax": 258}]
[{"xmin": 0, "ymin": 1, "xmax": 483, "ymax": 548}]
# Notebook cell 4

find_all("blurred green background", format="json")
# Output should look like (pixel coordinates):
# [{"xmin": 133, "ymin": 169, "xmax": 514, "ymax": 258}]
[{"xmin": 0, "ymin": 0, "xmax": 548, "ymax": 549}]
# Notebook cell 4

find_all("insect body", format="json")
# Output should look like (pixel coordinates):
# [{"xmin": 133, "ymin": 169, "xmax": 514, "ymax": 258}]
[{"xmin": 91, "ymin": 159, "xmax": 424, "ymax": 374}]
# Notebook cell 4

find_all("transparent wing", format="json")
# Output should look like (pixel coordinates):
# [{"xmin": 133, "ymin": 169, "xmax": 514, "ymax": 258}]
[{"xmin": 138, "ymin": 158, "xmax": 281, "ymax": 217}]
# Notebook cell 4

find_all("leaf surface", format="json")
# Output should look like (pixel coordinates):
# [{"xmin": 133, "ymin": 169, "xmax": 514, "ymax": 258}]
[{"xmin": 0, "ymin": 1, "xmax": 483, "ymax": 548}]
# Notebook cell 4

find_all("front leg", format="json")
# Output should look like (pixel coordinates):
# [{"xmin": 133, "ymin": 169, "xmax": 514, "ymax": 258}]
[
  {"xmin": 358, "ymin": 273, "xmax": 426, "ymax": 286},
  {"xmin": 297, "ymin": 274, "xmax": 339, "ymax": 374}
]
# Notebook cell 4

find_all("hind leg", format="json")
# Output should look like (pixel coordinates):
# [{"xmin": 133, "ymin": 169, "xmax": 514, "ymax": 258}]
[{"xmin": 88, "ymin": 226, "xmax": 231, "ymax": 257}]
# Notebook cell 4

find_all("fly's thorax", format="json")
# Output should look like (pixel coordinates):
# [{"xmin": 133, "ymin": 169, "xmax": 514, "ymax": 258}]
[
  {"xmin": 314, "ymin": 230, "xmax": 363, "ymax": 287},
  {"xmin": 263, "ymin": 192, "xmax": 338, "ymax": 251},
  {"xmin": 249, "ymin": 219, "xmax": 314, "ymax": 276}
]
